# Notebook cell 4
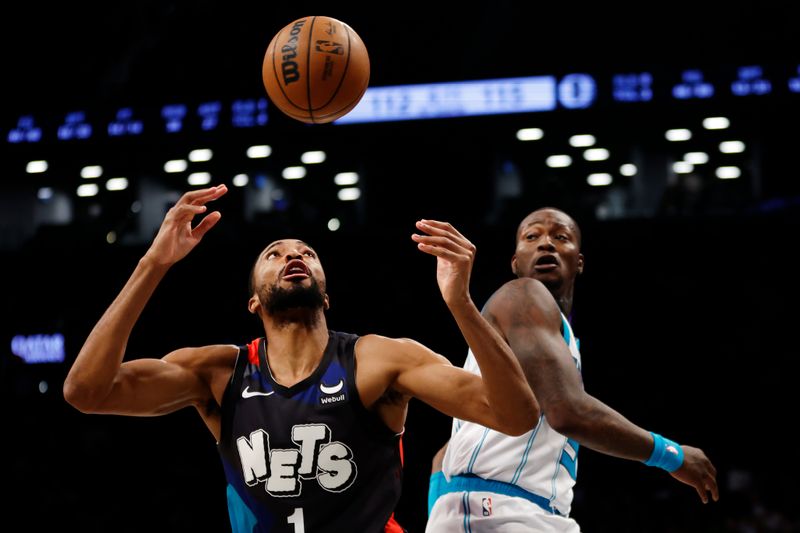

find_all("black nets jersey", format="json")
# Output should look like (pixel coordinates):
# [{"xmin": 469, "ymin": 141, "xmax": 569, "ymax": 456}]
[{"xmin": 217, "ymin": 331, "xmax": 405, "ymax": 533}]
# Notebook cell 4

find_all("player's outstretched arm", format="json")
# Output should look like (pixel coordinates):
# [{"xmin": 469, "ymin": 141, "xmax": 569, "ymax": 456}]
[
  {"xmin": 359, "ymin": 335, "xmax": 535, "ymax": 436},
  {"xmin": 412, "ymin": 219, "xmax": 539, "ymax": 432},
  {"xmin": 485, "ymin": 277, "xmax": 718, "ymax": 503},
  {"xmin": 63, "ymin": 185, "xmax": 228, "ymax": 415}
]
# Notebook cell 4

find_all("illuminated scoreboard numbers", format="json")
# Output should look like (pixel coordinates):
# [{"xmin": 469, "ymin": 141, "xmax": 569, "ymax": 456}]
[
  {"xmin": 672, "ymin": 69, "xmax": 714, "ymax": 99},
  {"xmin": 198, "ymin": 101, "xmax": 222, "ymax": 130},
  {"xmin": 557, "ymin": 74, "xmax": 596, "ymax": 109},
  {"xmin": 338, "ymin": 77, "xmax": 559, "ymax": 124},
  {"xmin": 613, "ymin": 73, "xmax": 653, "ymax": 102},
  {"xmin": 162, "ymin": 104, "xmax": 188, "ymax": 133},
  {"xmin": 232, "ymin": 98, "xmax": 268, "ymax": 128},
  {"xmin": 367, "ymin": 87, "xmax": 411, "ymax": 118},
  {"xmin": 57, "ymin": 111, "xmax": 92, "ymax": 140},
  {"xmin": 731, "ymin": 65, "xmax": 772, "ymax": 96},
  {"xmin": 790, "ymin": 65, "xmax": 800, "ymax": 93},
  {"xmin": 108, "ymin": 107, "xmax": 144, "ymax": 137},
  {"xmin": 7, "ymin": 115, "xmax": 42, "ymax": 143},
  {"xmin": 3, "ymin": 63, "xmax": 798, "ymax": 141}
]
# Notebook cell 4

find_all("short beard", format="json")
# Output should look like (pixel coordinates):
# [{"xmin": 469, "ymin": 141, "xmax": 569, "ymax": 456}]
[{"xmin": 259, "ymin": 278, "xmax": 326, "ymax": 328}]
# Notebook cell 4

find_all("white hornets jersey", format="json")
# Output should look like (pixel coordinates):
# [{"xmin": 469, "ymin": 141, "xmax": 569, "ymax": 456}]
[{"xmin": 441, "ymin": 314, "xmax": 582, "ymax": 516}]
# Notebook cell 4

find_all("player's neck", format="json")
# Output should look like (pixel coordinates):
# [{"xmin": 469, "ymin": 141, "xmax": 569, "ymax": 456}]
[
  {"xmin": 263, "ymin": 318, "xmax": 329, "ymax": 385},
  {"xmin": 553, "ymin": 287, "xmax": 574, "ymax": 317}
]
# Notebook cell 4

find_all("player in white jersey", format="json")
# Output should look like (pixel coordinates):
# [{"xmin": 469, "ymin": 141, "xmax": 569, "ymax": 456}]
[{"xmin": 426, "ymin": 208, "xmax": 719, "ymax": 532}]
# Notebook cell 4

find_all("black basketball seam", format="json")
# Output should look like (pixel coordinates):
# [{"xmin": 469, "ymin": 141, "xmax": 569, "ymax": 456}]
[
  {"xmin": 313, "ymin": 21, "xmax": 353, "ymax": 113},
  {"xmin": 319, "ymin": 78, "xmax": 369, "ymax": 121},
  {"xmin": 316, "ymin": 25, "xmax": 369, "ymax": 121},
  {"xmin": 306, "ymin": 16, "xmax": 316, "ymax": 124},
  {"xmin": 272, "ymin": 21, "xmax": 311, "ymax": 113}
]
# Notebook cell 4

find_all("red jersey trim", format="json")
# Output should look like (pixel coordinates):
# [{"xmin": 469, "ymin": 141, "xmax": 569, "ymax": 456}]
[
  {"xmin": 385, "ymin": 513, "xmax": 404, "ymax": 533},
  {"xmin": 247, "ymin": 338, "xmax": 260, "ymax": 365}
]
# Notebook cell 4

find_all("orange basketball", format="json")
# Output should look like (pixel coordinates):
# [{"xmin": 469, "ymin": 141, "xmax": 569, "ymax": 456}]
[{"xmin": 262, "ymin": 16, "xmax": 370, "ymax": 124}]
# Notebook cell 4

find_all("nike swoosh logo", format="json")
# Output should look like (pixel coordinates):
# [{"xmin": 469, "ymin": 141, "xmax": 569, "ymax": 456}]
[
  {"xmin": 319, "ymin": 379, "xmax": 344, "ymax": 395},
  {"xmin": 242, "ymin": 386, "xmax": 274, "ymax": 399}
]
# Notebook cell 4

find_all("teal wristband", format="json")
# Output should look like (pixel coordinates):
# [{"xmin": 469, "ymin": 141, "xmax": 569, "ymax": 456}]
[{"xmin": 644, "ymin": 432, "xmax": 684, "ymax": 472}]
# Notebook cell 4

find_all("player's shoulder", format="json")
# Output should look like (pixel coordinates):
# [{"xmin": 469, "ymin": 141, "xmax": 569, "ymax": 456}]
[
  {"xmin": 356, "ymin": 334, "xmax": 439, "ymax": 366},
  {"xmin": 481, "ymin": 278, "xmax": 561, "ymax": 332},
  {"xmin": 163, "ymin": 344, "xmax": 240, "ymax": 371},
  {"xmin": 487, "ymin": 277, "xmax": 558, "ymax": 310},
  {"xmin": 356, "ymin": 333, "xmax": 423, "ymax": 353}
]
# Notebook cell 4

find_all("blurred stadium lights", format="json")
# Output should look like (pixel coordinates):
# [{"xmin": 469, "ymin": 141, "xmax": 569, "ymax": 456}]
[{"xmin": 1, "ymin": 65, "xmax": 799, "ymax": 252}]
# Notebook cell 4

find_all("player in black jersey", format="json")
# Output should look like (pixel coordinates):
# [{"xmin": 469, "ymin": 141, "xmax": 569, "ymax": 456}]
[{"xmin": 64, "ymin": 184, "xmax": 540, "ymax": 533}]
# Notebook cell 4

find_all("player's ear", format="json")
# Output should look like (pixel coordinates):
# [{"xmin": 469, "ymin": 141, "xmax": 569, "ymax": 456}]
[
  {"xmin": 323, "ymin": 294, "xmax": 330, "ymax": 311},
  {"xmin": 577, "ymin": 253, "xmax": 585, "ymax": 275},
  {"xmin": 511, "ymin": 254, "xmax": 519, "ymax": 276},
  {"xmin": 248, "ymin": 294, "xmax": 260, "ymax": 315}
]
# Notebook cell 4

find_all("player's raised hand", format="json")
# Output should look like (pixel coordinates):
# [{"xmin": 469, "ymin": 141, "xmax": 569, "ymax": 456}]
[
  {"xmin": 412, "ymin": 219, "xmax": 476, "ymax": 309},
  {"xmin": 145, "ymin": 185, "xmax": 227, "ymax": 267},
  {"xmin": 670, "ymin": 445, "xmax": 719, "ymax": 504}
]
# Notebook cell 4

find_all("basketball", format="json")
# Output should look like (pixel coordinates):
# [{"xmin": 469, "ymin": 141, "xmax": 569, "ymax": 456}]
[{"xmin": 262, "ymin": 16, "xmax": 370, "ymax": 124}]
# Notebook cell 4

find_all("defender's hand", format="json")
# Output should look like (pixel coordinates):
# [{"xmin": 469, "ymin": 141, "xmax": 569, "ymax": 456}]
[
  {"xmin": 670, "ymin": 445, "xmax": 719, "ymax": 504},
  {"xmin": 412, "ymin": 219, "xmax": 476, "ymax": 309},
  {"xmin": 144, "ymin": 185, "xmax": 227, "ymax": 267}
]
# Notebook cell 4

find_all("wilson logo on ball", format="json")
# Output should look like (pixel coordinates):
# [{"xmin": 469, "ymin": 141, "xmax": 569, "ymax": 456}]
[
  {"xmin": 279, "ymin": 19, "xmax": 306, "ymax": 85},
  {"xmin": 263, "ymin": 16, "xmax": 370, "ymax": 124}
]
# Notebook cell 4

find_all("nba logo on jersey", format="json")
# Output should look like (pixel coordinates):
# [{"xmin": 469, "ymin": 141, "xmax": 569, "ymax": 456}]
[{"xmin": 482, "ymin": 497, "xmax": 492, "ymax": 516}]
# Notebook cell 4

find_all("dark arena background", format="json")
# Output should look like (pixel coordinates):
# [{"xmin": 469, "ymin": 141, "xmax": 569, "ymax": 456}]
[{"xmin": 2, "ymin": 3, "xmax": 799, "ymax": 531}]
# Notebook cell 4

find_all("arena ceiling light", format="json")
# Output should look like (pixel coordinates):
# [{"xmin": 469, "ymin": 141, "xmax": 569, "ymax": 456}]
[
  {"xmin": 247, "ymin": 145, "xmax": 272, "ymax": 158},
  {"xmin": 301, "ymin": 151, "xmax": 326, "ymax": 164},
  {"xmin": 516, "ymin": 128, "xmax": 544, "ymax": 141},
  {"xmin": 684, "ymin": 152, "xmax": 709, "ymax": 165},
  {"xmin": 26, "ymin": 160, "xmax": 48, "ymax": 173},
  {"xmin": 80, "ymin": 165, "xmax": 103, "ymax": 179},
  {"xmin": 719, "ymin": 141, "xmax": 746, "ymax": 154},
  {"xmin": 716, "ymin": 166, "xmax": 741, "ymax": 179},
  {"xmin": 105, "ymin": 178, "xmax": 128, "ymax": 191},
  {"xmin": 76, "ymin": 183, "xmax": 99, "ymax": 197},
  {"xmin": 188, "ymin": 148, "xmax": 213, "ymax": 162},
  {"xmin": 583, "ymin": 148, "xmax": 609, "ymax": 161},
  {"xmin": 703, "ymin": 117, "xmax": 730, "ymax": 130},
  {"xmin": 334, "ymin": 172, "xmax": 359, "ymax": 186},
  {"xmin": 665, "ymin": 129, "xmax": 692, "ymax": 142},
  {"xmin": 546, "ymin": 155, "xmax": 572, "ymax": 168},
  {"xmin": 282, "ymin": 166, "xmax": 306, "ymax": 180},
  {"xmin": 587, "ymin": 173, "xmax": 612, "ymax": 186},
  {"xmin": 338, "ymin": 188, "xmax": 361, "ymax": 201},
  {"xmin": 569, "ymin": 134, "xmax": 596, "ymax": 147},
  {"xmin": 187, "ymin": 172, "xmax": 212, "ymax": 185},
  {"xmin": 164, "ymin": 159, "xmax": 188, "ymax": 173}
]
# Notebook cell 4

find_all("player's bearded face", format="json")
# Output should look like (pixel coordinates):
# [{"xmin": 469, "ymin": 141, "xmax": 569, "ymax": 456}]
[{"xmin": 260, "ymin": 277, "xmax": 326, "ymax": 315}]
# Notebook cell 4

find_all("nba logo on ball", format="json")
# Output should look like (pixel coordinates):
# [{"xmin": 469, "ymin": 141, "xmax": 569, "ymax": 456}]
[{"xmin": 262, "ymin": 16, "xmax": 370, "ymax": 124}]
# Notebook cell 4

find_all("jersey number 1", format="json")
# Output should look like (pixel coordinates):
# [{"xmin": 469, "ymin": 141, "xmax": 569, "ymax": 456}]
[{"xmin": 287, "ymin": 507, "xmax": 305, "ymax": 533}]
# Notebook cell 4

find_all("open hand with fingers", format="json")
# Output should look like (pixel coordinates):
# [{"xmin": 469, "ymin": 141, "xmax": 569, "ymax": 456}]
[
  {"xmin": 412, "ymin": 219, "xmax": 476, "ymax": 309},
  {"xmin": 670, "ymin": 445, "xmax": 719, "ymax": 504},
  {"xmin": 144, "ymin": 184, "xmax": 228, "ymax": 268}
]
